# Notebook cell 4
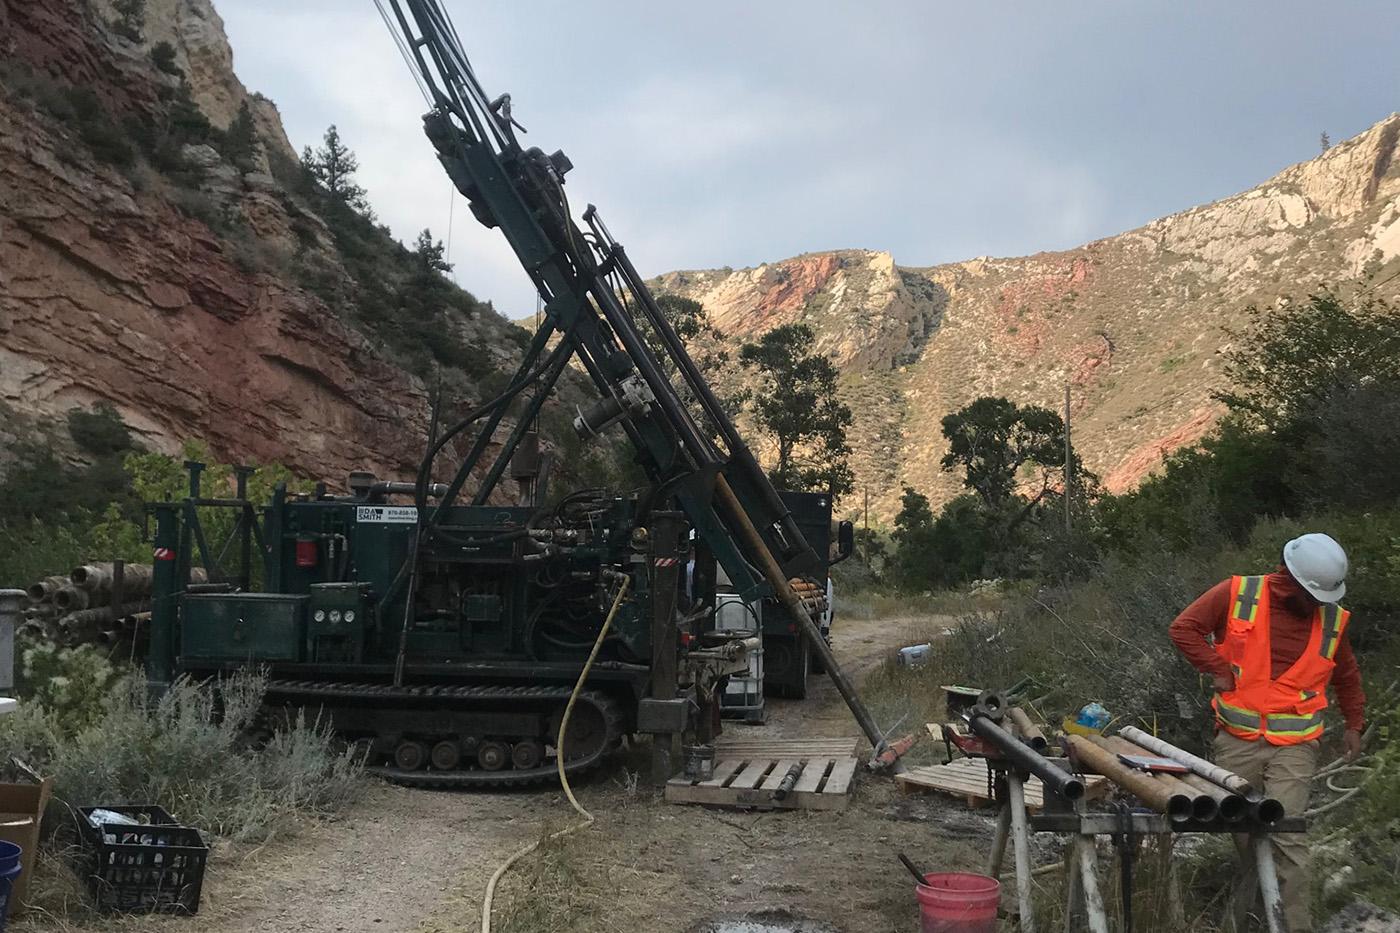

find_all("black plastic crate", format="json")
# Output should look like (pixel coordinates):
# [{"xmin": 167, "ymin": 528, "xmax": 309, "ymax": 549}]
[{"xmin": 76, "ymin": 805, "xmax": 208, "ymax": 914}]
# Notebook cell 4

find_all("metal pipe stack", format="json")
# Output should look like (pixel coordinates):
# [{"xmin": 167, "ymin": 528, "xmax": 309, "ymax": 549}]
[
  {"xmin": 17, "ymin": 562, "xmax": 209, "ymax": 656},
  {"xmin": 1115, "ymin": 726, "xmax": 1284, "ymax": 825},
  {"xmin": 1063, "ymin": 726, "xmax": 1283, "ymax": 825},
  {"xmin": 787, "ymin": 578, "xmax": 827, "ymax": 620}
]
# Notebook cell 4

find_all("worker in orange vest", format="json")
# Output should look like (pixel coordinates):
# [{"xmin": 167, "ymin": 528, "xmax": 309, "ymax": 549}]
[{"xmin": 1170, "ymin": 532, "xmax": 1365, "ymax": 932}]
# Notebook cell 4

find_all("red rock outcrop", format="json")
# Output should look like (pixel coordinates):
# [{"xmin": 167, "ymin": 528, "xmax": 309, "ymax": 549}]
[{"xmin": 0, "ymin": 93, "xmax": 430, "ymax": 482}]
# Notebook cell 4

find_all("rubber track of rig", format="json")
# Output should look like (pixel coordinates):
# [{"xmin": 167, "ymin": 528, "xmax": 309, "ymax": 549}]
[{"xmin": 265, "ymin": 680, "xmax": 625, "ymax": 789}]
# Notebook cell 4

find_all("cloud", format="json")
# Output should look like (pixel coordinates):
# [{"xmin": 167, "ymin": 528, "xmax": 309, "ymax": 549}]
[{"xmin": 219, "ymin": 0, "xmax": 1400, "ymax": 314}]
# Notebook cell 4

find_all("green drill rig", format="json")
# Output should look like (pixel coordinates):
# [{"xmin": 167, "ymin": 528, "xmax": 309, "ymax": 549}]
[{"xmin": 144, "ymin": 0, "xmax": 876, "ymax": 788}]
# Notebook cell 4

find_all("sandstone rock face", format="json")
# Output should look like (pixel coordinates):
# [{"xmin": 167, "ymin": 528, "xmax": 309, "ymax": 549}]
[
  {"xmin": 91, "ymin": 0, "xmax": 297, "ymax": 163},
  {"xmin": 0, "ymin": 0, "xmax": 551, "ymax": 491},
  {"xmin": 0, "ymin": 93, "xmax": 429, "ymax": 482},
  {"xmin": 657, "ymin": 115, "xmax": 1400, "ymax": 519}
]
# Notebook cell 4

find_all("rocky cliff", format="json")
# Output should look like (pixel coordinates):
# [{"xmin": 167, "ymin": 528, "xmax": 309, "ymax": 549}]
[
  {"xmin": 0, "ymin": 0, "xmax": 559, "ymax": 490},
  {"xmin": 656, "ymin": 115, "xmax": 1400, "ymax": 520}
]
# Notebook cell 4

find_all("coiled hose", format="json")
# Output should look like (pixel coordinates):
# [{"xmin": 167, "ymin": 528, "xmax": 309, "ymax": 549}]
[{"xmin": 479, "ymin": 575, "xmax": 631, "ymax": 933}]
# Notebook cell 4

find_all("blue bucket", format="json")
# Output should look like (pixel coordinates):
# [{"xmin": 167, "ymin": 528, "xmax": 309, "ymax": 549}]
[{"xmin": 0, "ymin": 840, "xmax": 22, "ymax": 930}]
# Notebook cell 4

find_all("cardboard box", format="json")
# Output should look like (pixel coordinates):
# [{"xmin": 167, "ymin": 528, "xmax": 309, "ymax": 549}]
[{"xmin": 0, "ymin": 778, "xmax": 54, "ymax": 917}]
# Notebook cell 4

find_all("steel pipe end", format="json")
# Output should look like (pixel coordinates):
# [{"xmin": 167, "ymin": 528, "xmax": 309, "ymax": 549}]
[
  {"xmin": 1254, "ymin": 797, "xmax": 1285, "ymax": 826},
  {"xmin": 1167, "ymin": 794, "xmax": 1194, "ymax": 823},
  {"xmin": 1190, "ymin": 794, "xmax": 1219, "ymax": 822},
  {"xmin": 1218, "ymin": 794, "xmax": 1249, "ymax": 823},
  {"xmin": 1062, "ymin": 777, "xmax": 1086, "ymax": 802}
]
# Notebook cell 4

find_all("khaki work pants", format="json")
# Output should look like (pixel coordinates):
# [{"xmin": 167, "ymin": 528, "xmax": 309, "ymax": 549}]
[{"xmin": 1212, "ymin": 731, "xmax": 1318, "ymax": 932}]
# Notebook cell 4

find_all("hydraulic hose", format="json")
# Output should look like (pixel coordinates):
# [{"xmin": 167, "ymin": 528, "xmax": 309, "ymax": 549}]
[{"xmin": 480, "ymin": 575, "xmax": 631, "ymax": 933}]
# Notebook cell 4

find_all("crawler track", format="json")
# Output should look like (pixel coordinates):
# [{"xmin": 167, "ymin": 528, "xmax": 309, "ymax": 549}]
[{"xmin": 266, "ymin": 679, "xmax": 625, "ymax": 789}]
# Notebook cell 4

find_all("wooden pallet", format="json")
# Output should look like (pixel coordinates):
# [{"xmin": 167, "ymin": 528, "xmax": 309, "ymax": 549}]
[
  {"xmin": 713, "ymin": 736, "xmax": 861, "ymax": 758},
  {"xmin": 666, "ymin": 755, "xmax": 857, "ymax": 810},
  {"xmin": 895, "ymin": 757, "xmax": 1109, "ymax": 811}
]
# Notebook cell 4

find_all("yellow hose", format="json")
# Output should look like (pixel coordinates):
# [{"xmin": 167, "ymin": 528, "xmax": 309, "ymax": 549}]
[{"xmin": 480, "ymin": 576, "xmax": 631, "ymax": 933}]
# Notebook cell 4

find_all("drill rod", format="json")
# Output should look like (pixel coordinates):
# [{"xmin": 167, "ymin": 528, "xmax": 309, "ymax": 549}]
[{"xmin": 713, "ymin": 475, "xmax": 893, "ymax": 766}]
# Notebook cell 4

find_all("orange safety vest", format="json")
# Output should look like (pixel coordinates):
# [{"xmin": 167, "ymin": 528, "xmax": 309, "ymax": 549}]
[{"xmin": 1212, "ymin": 575, "xmax": 1349, "ymax": 745}]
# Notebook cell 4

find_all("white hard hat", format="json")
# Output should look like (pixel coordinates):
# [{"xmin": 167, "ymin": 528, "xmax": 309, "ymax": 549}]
[{"xmin": 1283, "ymin": 533, "xmax": 1348, "ymax": 604}]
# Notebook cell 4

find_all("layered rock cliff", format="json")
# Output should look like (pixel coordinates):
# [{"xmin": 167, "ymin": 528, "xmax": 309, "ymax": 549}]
[
  {"xmin": 0, "ymin": 0, "xmax": 562, "ymax": 489},
  {"xmin": 657, "ymin": 115, "xmax": 1400, "ymax": 520}
]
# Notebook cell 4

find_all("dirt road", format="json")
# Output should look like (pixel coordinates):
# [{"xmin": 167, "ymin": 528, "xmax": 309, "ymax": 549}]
[{"xmin": 34, "ymin": 612, "xmax": 988, "ymax": 933}]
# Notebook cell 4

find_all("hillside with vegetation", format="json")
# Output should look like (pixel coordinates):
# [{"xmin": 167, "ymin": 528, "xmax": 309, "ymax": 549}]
[
  {"xmin": 655, "ymin": 115, "xmax": 1400, "ymax": 522},
  {"xmin": 0, "ymin": 0, "xmax": 605, "ymax": 496}
]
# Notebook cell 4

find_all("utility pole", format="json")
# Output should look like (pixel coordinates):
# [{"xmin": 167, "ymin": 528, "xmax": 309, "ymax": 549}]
[{"xmin": 1063, "ymin": 383, "xmax": 1073, "ymax": 536}]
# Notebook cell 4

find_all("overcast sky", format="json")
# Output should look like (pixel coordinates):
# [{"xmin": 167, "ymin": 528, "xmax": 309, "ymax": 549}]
[{"xmin": 221, "ymin": 1, "xmax": 1400, "ymax": 317}]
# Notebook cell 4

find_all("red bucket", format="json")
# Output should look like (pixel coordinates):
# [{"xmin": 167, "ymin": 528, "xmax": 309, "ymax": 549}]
[{"xmin": 916, "ymin": 872, "xmax": 1000, "ymax": 933}]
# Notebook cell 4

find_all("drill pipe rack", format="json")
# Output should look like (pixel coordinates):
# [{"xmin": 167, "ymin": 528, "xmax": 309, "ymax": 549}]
[
  {"xmin": 1037, "ymin": 731, "xmax": 1300, "ymax": 933},
  {"xmin": 934, "ymin": 699, "xmax": 1304, "ymax": 933}
]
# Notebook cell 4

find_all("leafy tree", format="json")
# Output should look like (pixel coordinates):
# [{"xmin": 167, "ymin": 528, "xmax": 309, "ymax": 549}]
[
  {"xmin": 893, "ymin": 486, "xmax": 933, "ymax": 543},
  {"xmin": 887, "ymin": 486, "xmax": 1004, "ymax": 591},
  {"xmin": 1217, "ymin": 290, "xmax": 1400, "ymax": 433},
  {"xmin": 889, "ymin": 486, "xmax": 937, "ymax": 589},
  {"xmin": 150, "ymin": 41, "xmax": 181, "ymax": 76},
  {"xmin": 738, "ymin": 324, "xmax": 854, "ymax": 497},
  {"xmin": 1101, "ymin": 289, "xmax": 1400, "ymax": 552},
  {"xmin": 111, "ymin": 0, "xmax": 145, "ymax": 42},
  {"xmin": 940, "ymin": 396, "xmax": 1079, "ymax": 513},
  {"xmin": 303, "ymin": 125, "xmax": 371, "ymax": 215},
  {"xmin": 1320, "ymin": 131, "xmax": 1331, "ymax": 152}
]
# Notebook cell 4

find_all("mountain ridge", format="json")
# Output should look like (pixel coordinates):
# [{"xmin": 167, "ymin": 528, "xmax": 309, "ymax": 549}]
[{"xmin": 653, "ymin": 114, "xmax": 1400, "ymax": 520}]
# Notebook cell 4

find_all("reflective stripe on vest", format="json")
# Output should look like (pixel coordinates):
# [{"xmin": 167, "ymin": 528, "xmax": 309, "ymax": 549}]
[
  {"xmin": 1320, "ymin": 603, "xmax": 1344, "ymax": 660},
  {"xmin": 1214, "ymin": 696, "xmax": 1263, "ymax": 735},
  {"xmin": 1264, "ymin": 710, "xmax": 1324, "ymax": 739},
  {"xmin": 1230, "ymin": 575, "xmax": 1265, "ymax": 625}
]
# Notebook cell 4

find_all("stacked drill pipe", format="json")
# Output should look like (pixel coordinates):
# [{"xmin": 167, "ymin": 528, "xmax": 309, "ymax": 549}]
[
  {"xmin": 1066, "ymin": 734, "xmax": 1197, "ymax": 822},
  {"xmin": 1117, "ymin": 725, "xmax": 1281, "ymax": 825},
  {"xmin": 1098, "ymin": 735, "xmax": 1218, "ymax": 822},
  {"xmin": 20, "ymin": 563, "xmax": 206, "ymax": 653},
  {"xmin": 787, "ymin": 578, "xmax": 828, "ymax": 619}
]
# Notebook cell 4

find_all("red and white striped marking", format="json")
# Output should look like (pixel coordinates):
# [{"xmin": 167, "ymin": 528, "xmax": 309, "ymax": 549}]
[
  {"xmin": 153, "ymin": 547, "xmax": 175, "ymax": 561},
  {"xmin": 653, "ymin": 557, "xmax": 680, "ymax": 567}
]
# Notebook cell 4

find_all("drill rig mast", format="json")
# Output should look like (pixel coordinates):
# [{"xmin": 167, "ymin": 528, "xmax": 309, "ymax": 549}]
[{"xmin": 378, "ymin": 0, "xmax": 887, "ymax": 756}]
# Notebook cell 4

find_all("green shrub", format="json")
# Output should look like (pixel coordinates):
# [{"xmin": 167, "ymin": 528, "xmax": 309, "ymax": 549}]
[
  {"xmin": 149, "ymin": 40, "xmax": 181, "ymax": 76},
  {"xmin": 16, "ymin": 642, "xmax": 123, "ymax": 736},
  {"xmin": 0, "ymin": 671, "xmax": 363, "ymax": 843}
]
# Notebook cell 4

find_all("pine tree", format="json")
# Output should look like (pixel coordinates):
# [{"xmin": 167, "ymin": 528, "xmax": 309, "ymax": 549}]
[
  {"xmin": 150, "ymin": 41, "xmax": 181, "ymax": 76},
  {"xmin": 304, "ymin": 125, "xmax": 370, "ymax": 214},
  {"xmin": 221, "ymin": 101, "xmax": 258, "ymax": 171},
  {"xmin": 412, "ymin": 229, "xmax": 452, "ymax": 276}
]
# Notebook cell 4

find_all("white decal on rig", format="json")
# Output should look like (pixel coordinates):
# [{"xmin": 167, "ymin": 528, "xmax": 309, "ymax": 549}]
[{"xmin": 356, "ymin": 506, "xmax": 419, "ymax": 524}]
